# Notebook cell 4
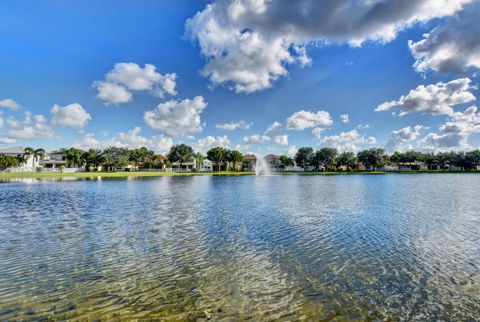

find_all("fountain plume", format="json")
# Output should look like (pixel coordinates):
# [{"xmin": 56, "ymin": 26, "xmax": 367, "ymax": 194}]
[{"xmin": 255, "ymin": 155, "xmax": 271, "ymax": 176}]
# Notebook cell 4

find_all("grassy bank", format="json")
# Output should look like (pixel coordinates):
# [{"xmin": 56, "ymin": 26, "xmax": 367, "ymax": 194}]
[
  {"xmin": 0, "ymin": 171, "xmax": 254, "ymax": 179},
  {"xmin": 0, "ymin": 170, "xmax": 478, "ymax": 180}
]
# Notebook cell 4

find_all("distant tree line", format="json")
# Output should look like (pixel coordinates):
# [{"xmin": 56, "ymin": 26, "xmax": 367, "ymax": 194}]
[
  {"xmin": 1, "ymin": 144, "xmax": 480, "ymax": 172},
  {"xmin": 293, "ymin": 147, "xmax": 480, "ymax": 171}
]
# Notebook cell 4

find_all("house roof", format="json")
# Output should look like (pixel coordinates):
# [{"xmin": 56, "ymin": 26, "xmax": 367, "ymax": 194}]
[
  {"xmin": 0, "ymin": 146, "xmax": 24, "ymax": 154},
  {"xmin": 243, "ymin": 154, "xmax": 257, "ymax": 161},
  {"xmin": 263, "ymin": 154, "xmax": 279, "ymax": 160},
  {"xmin": 50, "ymin": 150, "xmax": 67, "ymax": 155}
]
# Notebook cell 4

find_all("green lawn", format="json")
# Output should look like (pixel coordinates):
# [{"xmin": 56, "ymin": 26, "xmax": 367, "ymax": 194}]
[
  {"xmin": 0, "ymin": 169, "xmax": 477, "ymax": 179},
  {"xmin": 0, "ymin": 171, "xmax": 255, "ymax": 179}
]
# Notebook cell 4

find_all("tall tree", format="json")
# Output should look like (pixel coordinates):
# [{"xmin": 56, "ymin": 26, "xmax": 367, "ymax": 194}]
[
  {"xmin": 81, "ymin": 149, "xmax": 104, "ymax": 171},
  {"xmin": 279, "ymin": 155, "xmax": 294, "ymax": 168},
  {"xmin": 65, "ymin": 148, "xmax": 83, "ymax": 167},
  {"xmin": 33, "ymin": 148, "xmax": 46, "ymax": 165},
  {"xmin": 206, "ymin": 147, "xmax": 226, "ymax": 171},
  {"xmin": 314, "ymin": 148, "xmax": 338, "ymax": 171},
  {"xmin": 294, "ymin": 147, "xmax": 314, "ymax": 172},
  {"xmin": 23, "ymin": 147, "xmax": 34, "ymax": 166},
  {"xmin": 167, "ymin": 144, "xmax": 195, "ymax": 170},
  {"xmin": 102, "ymin": 147, "xmax": 129, "ymax": 171},
  {"xmin": 465, "ymin": 150, "xmax": 480, "ymax": 170},
  {"xmin": 336, "ymin": 152, "xmax": 358, "ymax": 171},
  {"xmin": 228, "ymin": 150, "xmax": 243, "ymax": 171},
  {"xmin": 357, "ymin": 148, "xmax": 387, "ymax": 170},
  {"xmin": 195, "ymin": 152, "xmax": 205, "ymax": 169}
]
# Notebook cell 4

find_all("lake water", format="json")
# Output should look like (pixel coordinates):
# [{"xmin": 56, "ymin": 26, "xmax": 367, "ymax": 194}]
[{"xmin": 0, "ymin": 174, "xmax": 479, "ymax": 320}]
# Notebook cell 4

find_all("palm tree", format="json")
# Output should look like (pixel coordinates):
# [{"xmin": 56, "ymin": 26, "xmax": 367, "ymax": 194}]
[
  {"xmin": 34, "ymin": 148, "xmax": 45, "ymax": 164},
  {"xmin": 23, "ymin": 147, "xmax": 35, "ymax": 167},
  {"xmin": 65, "ymin": 148, "xmax": 83, "ymax": 167}
]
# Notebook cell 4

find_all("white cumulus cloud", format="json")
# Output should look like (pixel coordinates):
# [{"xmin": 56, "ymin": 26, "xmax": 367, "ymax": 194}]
[
  {"xmin": 419, "ymin": 105, "xmax": 480, "ymax": 150},
  {"xmin": 0, "ymin": 98, "xmax": 21, "ymax": 111},
  {"xmin": 5, "ymin": 112, "xmax": 54, "ymax": 140},
  {"xmin": 286, "ymin": 110, "xmax": 332, "ymax": 130},
  {"xmin": 322, "ymin": 129, "xmax": 376, "ymax": 152},
  {"xmin": 215, "ymin": 120, "xmax": 252, "ymax": 130},
  {"xmin": 94, "ymin": 62, "xmax": 177, "ymax": 104},
  {"xmin": 186, "ymin": 0, "xmax": 472, "ymax": 93},
  {"xmin": 340, "ymin": 114, "xmax": 350, "ymax": 123},
  {"xmin": 386, "ymin": 125, "xmax": 425, "ymax": 151},
  {"xmin": 375, "ymin": 78, "xmax": 475, "ymax": 116},
  {"xmin": 144, "ymin": 96, "xmax": 207, "ymax": 137},
  {"xmin": 243, "ymin": 134, "xmax": 270, "ymax": 144},
  {"xmin": 74, "ymin": 127, "xmax": 173, "ymax": 154},
  {"xmin": 409, "ymin": 4, "xmax": 480, "ymax": 73},
  {"xmin": 273, "ymin": 134, "xmax": 288, "ymax": 145},
  {"xmin": 193, "ymin": 135, "xmax": 231, "ymax": 153},
  {"xmin": 312, "ymin": 127, "xmax": 325, "ymax": 139},
  {"xmin": 51, "ymin": 103, "xmax": 91, "ymax": 129}
]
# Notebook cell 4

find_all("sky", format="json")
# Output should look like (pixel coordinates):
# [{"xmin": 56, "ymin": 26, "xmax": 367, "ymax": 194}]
[{"xmin": 0, "ymin": 0, "xmax": 479, "ymax": 156}]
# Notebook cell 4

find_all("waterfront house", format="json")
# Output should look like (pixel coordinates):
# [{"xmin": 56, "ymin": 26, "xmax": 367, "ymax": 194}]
[
  {"xmin": 0, "ymin": 146, "xmax": 39, "ymax": 169},
  {"xmin": 41, "ymin": 150, "xmax": 68, "ymax": 170},
  {"xmin": 263, "ymin": 154, "xmax": 281, "ymax": 171},
  {"xmin": 198, "ymin": 159, "xmax": 213, "ymax": 172},
  {"xmin": 242, "ymin": 154, "xmax": 257, "ymax": 171},
  {"xmin": 171, "ymin": 160, "xmax": 197, "ymax": 172}
]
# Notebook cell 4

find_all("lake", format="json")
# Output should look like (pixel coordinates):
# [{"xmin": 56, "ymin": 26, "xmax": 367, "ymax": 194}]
[{"xmin": 0, "ymin": 174, "xmax": 479, "ymax": 320}]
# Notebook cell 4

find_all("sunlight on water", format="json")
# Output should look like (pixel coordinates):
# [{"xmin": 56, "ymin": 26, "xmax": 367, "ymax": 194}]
[{"xmin": 0, "ymin": 175, "xmax": 479, "ymax": 320}]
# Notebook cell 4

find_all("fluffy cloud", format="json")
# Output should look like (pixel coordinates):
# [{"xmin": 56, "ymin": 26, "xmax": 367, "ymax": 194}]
[
  {"xmin": 186, "ymin": 0, "xmax": 472, "ymax": 93},
  {"xmin": 265, "ymin": 121, "xmax": 283, "ymax": 134},
  {"xmin": 0, "ymin": 137, "xmax": 16, "ymax": 145},
  {"xmin": 273, "ymin": 134, "xmax": 288, "ymax": 145},
  {"xmin": 375, "ymin": 78, "xmax": 475, "ymax": 116},
  {"xmin": 5, "ymin": 112, "xmax": 54, "ymax": 140},
  {"xmin": 95, "ymin": 82, "xmax": 132, "ymax": 104},
  {"xmin": 193, "ymin": 135, "xmax": 231, "ymax": 153},
  {"xmin": 144, "ymin": 96, "xmax": 207, "ymax": 137},
  {"xmin": 409, "ymin": 4, "xmax": 480, "ymax": 73},
  {"xmin": 215, "ymin": 120, "xmax": 252, "ymax": 130},
  {"xmin": 51, "ymin": 103, "xmax": 91, "ymax": 129},
  {"xmin": 74, "ymin": 127, "xmax": 173, "ymax": 154},
  {"xmin": 312, "ymin": 127, "xmax": 325, "ymax": 139},
  {"xmin": 286, "ymin": 110, "xmax": 332, "ymax": 130},
  {"xmin": 95, "ymin": 62, "xmax": 177, "ymax": 104},
  {"xmin": 322, "ymin": 129, "xmax": 376, "ymax": 152},
  {"xmin": 0, "ymin": 98, "xmax": 21, "ymax": 111},
  {"xmin": 386, "ymin": 125, "xmax": 425, "ymax": 151},
  {"xmin": 243, "ymin": 134, "xmax": 270, "ymax": 144},
  {"xmin": 419, "ymin": 106, "xmax": 480, "ymax": 150},
  {"xmin": 0, "ymin": 112, "xmax": 3, "ymax": 129},
  {"xmin": 286, "ymin": 145, "xmax": 298, "ymax": 157},
  {"xmin": 340, "ymin": 114, "xmax": 350, "ymax": 123}
]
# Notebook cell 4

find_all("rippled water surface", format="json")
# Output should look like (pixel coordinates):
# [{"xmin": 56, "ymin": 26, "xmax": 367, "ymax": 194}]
[{"xmin": 1, "ymin": 174, "xmax": 479, "ymax": 321}]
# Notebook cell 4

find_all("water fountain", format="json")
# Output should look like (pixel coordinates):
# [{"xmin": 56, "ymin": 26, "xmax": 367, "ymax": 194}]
[{"xmin": 255, "ymin": 155, "xmax": 271, "ymax": 176}]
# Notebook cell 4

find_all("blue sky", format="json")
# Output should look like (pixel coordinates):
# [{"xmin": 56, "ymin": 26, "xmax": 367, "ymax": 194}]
[{"xmin": 1, "ymin": 0, "xmax": 479, "ymax": 155}]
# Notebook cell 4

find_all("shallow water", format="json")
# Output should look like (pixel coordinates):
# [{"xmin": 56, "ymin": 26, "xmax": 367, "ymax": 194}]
[{"xmin": 0, "ymin": 174, "xmax": 479, "ymax": 321}]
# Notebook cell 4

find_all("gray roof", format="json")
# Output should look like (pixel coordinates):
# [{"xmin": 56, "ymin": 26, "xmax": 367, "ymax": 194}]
[{"xmin": 0, "ymin": 146, "xmax": 24, "ymax": 154}]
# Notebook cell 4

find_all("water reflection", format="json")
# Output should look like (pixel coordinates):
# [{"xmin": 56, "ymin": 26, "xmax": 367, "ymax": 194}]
[{"xmin": 0, "ymin": 174, "xmax": 479, "ymax": 320}]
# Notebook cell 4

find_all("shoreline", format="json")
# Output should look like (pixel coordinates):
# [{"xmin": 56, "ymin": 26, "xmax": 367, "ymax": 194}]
[{"xmin": 0, "ymin": 170, "xmax": 478, "ymax": 179}]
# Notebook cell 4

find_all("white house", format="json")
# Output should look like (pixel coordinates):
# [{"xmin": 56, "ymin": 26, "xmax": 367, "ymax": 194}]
[
  {"xmin": 41, "ymin": 150, "xmax": 67, "ymax": 170},
  {"xmin": 0, "ymin": 146, "xmax": 39, "ymax": 169}
]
